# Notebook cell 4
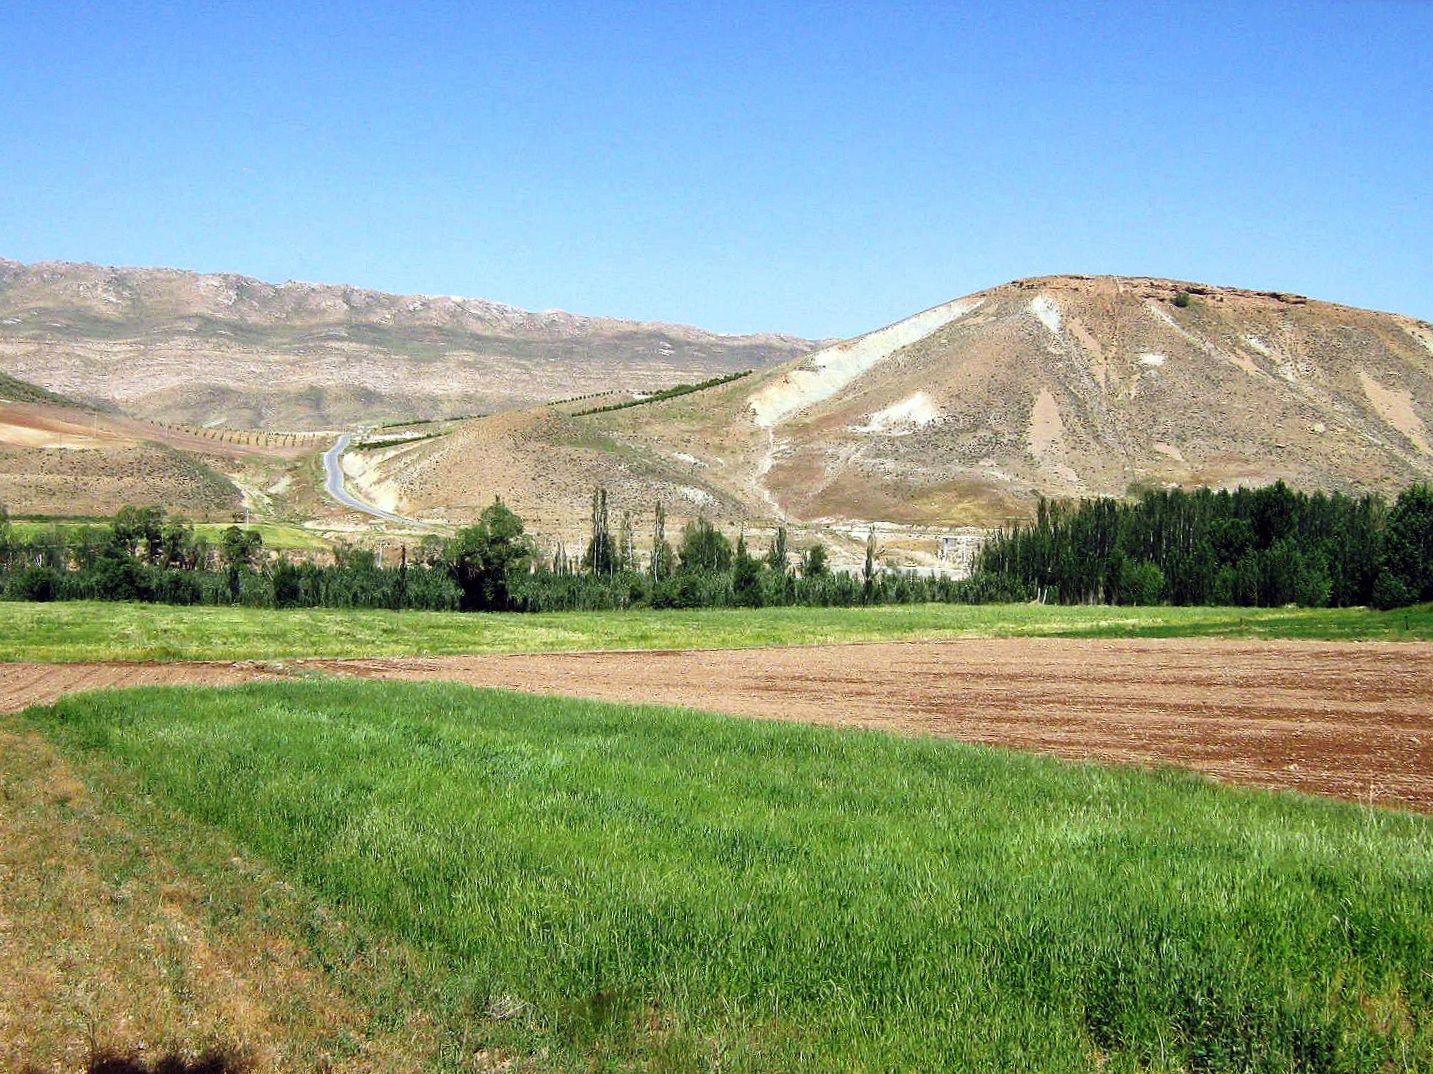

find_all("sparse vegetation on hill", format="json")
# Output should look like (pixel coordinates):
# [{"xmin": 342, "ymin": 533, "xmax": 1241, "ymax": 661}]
[
  {"xmin": 565, "ymin": 274, "xmax": 1433, "ymax": 529},
  {"xmin": 0, "ymin": 370, "xmax": 89, "ymax": 408},
  {"xmin": 571, "ymin": 369, "xmax": 754, "ymax": 415},
  {"xmin": 26, "ymin": 679, "xmax": 1433, "ymax": 1070},
  {"xmin": 0, "ymin": 441, "xmax": 242, "ymax": 520},
  {"xmin": 0, "ymin": 258, "xmax": 812, "ymax": 428}
]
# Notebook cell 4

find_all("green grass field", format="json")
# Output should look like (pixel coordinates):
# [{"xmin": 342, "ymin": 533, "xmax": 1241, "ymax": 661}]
[
  {"xmin": 2, "ymin": 600, "xmax": 1430, "ymax": 662},
  {"xmin": 28, "ymin": 679, "xmax": 1433, "ymax": 1071},
  {"xmin": 8, "ymin": 520, "xmax": 331, "ymax": 551}
]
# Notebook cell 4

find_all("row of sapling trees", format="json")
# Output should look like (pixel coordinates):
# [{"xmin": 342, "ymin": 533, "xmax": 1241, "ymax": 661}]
[{"xmin": 976, "ymin": 482, "xmax": 1433, "ymax": 609}]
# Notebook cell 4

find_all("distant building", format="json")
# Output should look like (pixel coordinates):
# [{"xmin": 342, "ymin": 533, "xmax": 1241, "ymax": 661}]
[{"xmin": 936, "ymin": 531, "xmax": 984, "ymax": 578}]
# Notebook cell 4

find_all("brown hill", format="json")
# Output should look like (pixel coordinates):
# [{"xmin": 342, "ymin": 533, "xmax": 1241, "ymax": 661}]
[
  {"xmin": 363, "ymin": 276, "xmax": 1433, "ymax": 545},
  {"xmin": 0, "ymin": 371, "xmax": 330, "ymax": 521},
  {"xmin": 0, "ymin": 258, "xmax": 817, "ymax": 429}
]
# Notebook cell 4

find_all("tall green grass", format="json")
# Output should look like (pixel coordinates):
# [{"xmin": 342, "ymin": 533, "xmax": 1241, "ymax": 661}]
[
  {"xmin": 31, "ymin": 680, "xmax": 1433, "ymax": 1071},
  {"xmin": 3, "ymin": 600, "xmax": 1430, "ymax": 662}
]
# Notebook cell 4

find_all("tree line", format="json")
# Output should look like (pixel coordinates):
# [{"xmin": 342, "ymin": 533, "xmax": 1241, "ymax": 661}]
[
  {"xmin": 975, "ymin": 482, "xmax": 1433, "ymax": 609},
  {"xmin": 4, "ymin": 481, "xmax": 1429, "ymax": 613},
  {"xmin": 0, "ymin": 499, "xmax": 1024, "ymax": 612}
]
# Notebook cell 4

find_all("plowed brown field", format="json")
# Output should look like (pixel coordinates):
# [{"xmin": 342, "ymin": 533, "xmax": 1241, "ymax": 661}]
[{"xmin": 4, "ymin": 638, "xmax": 1430, "ymax": 810}]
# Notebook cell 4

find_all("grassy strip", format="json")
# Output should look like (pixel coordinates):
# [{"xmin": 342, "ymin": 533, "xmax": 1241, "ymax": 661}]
[
  {"xmin": 1, "ymin": 600, "xmax": 1429, "ymax": 663},
  {"xmin": 571, "ymin": 369, "xmax": 753, "ymax": 416},
  {"xmin": 0, "ymin": 714, "xmax": 445, "ymax": 1070},
  {"xmin": 28, "ymin": 679, "xmax": 1433, "ymax": 1071},
  {"xmin": 352, "ymin": 430, "xmax": 448, "ymax": 450},
  {"xmin": 9, "ymin": 520, "xmax": 331, "ymax": 550}
]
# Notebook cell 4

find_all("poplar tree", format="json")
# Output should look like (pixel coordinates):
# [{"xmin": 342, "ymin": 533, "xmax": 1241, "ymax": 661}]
[{"xmin": 651, "ymin": 501, "xmax": 674, "ymax": 581}]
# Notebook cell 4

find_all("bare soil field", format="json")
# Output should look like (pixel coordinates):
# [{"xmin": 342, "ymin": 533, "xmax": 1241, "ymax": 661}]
[
  {"xmin": 4, "ymin": 637, "xmax": 1430, "ymax": 810},
  {"xmin": 315, "ymin": 638, "xmax": 1433, "ymax": 810}
]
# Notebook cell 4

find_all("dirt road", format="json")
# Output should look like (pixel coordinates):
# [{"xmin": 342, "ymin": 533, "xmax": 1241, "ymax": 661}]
[{"xmin": 4, "ymin": 638, "xmax": 1430, "ymax": 810}]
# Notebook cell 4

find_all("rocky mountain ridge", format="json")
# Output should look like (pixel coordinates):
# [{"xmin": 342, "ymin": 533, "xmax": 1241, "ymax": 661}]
[{"xmin": 0, "ymin": 258, "xmax": 817, "ymax": 428}]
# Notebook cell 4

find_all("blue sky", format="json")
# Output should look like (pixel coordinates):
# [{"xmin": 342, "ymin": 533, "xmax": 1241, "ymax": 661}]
[{"xmin": 1, "ymin": 1, "xmax": 1429, "ymax": 337}]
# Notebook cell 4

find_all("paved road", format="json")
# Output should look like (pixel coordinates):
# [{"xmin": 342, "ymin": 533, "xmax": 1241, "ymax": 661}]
[{"xmin": 322, "ymin": 433, "xmax": 417, "ymax": 525}]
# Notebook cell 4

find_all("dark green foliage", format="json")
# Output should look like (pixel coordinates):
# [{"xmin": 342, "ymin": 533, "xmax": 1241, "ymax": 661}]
[
  {"xmin": 764, "ymin": 526, "xmax": 789, "ymax": 574},
  {"xmin": 11, "ymin": 483, "xmax": 1428, "ymax": 616},
  {"xmin": 801, "ymin": 542, "xmax": 829, "ymax": 577},
  {"xmin": 649, "ymin": 501, "xmax": 674, "ymax": 582},
  {"xmin": 582, "ymin": 488, "xmax": 616, "ymax": 574},
  {"xmin": 980, "ymin": 483, "xmax": 1431, "ymax": 609},
  {"xmin": 571, "ymin": 369, "xmax": 753, "ymax": 416},
  {"xmin": 1117, "ymin": 559, "xmax": 1165, "ymax": 605},
  {"xmin": 731, "ymin": 534, "xmax": 763, "ymax": 607},
  {"xmin": 678, "ymin": 517, "xmax": 733, "ymax": 573},
  {"xmin": 448, "ymin": 498, "xmax": 535, "ymax": 611},
  {"xmin": 1173, "ymin": 289, "xmax": 1193, "ymax": 308},
  {"xmin": 1381, "ymin": 484, "xmax": 1433, "ymax": 603},
  {"xmin": 220, "ymin": 525, "xmax": 263, "ymax": 569}
]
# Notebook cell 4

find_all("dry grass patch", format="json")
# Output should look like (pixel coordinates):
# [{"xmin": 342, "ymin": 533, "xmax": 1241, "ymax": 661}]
[{"xmin": 0, "ymin": 716, "xmax": 439, "ymax": 1073}]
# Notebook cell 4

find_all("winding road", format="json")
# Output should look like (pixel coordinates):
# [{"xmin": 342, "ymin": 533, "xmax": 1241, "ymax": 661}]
[{"xmin": 321, "ymin": 433, "xmax": 418, "ymax": 525}]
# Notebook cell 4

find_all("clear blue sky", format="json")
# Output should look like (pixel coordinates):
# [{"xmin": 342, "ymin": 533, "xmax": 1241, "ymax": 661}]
[{"xmin": 1, "ymin": 1, "xmax": 1429, "ymax": 337}]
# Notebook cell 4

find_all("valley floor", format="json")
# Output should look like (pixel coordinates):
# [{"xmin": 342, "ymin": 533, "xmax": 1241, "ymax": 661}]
[
  {"xmin": 8, "ymin": 679, "xmax": 1431, "ymax": 1071},
  {"xmin": 6, "ymin": 603, "xmax": 1432, "ymax": 1069}
]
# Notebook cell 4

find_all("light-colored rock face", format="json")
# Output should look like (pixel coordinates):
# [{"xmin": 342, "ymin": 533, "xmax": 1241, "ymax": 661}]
[
  {"xmin": 748, "ymin": 297, "xmax": 982, "ymax": 427},
  {"xmin": 0, "ymin": 259, "xmax": 817, "ymax": 429},
  {"xmin": 854, "ymin": 391, "xmax": 942, "ymax": 435},
  {"xmin": 1030, "ymin": 294, "xmax": 1062, "ymax": 335},
  {"xmin": 1358, "ymin": 370, "xmax": 1432, "ymax": 456}
]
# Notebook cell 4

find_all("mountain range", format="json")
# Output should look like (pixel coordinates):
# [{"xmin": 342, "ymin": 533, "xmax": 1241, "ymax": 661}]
[
  {"xmin": 0, "ymin": 258, "xmax": 816, "ymax": 429},
  {"xmin": 3, "ymin": 259, "xmax": 1431, "ymax": 551}
]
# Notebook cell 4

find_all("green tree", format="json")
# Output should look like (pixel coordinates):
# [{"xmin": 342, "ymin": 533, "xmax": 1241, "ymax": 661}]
[
  {"xmin": 1381, "ymin": 484, "xmax": 1433, "ymax": 603},
  {"xmin": 161, "ymin": 517, "xmax": 196, "ymax": 569},
  {"xmin": 449, "ymin": 497, "xmax": 535, "ymax": 610},
  {"xmin": 583, "ymin": 487, "xmax": 615, "ymax": 575},
  {"xmin": 801, "ymin": 542, "xmax": 830, "ymax": 577},
  {"xmin": 678, "ymin": 517, "xmax": 732, "ymax": 573},
  {"xmin": 617, "ymin": 510, "xmax": 636, "ymax": 573},
  {"xmin": 1117, "ymin": 559, "xmax": 1165, "ymax": 605},
  {"xmin": 732, "ymin": 533, "xmax": 763, "ymax": 607},
  {"xmin": 112, "ymin": 505, "xmax": 164, "ymax": 561},
  {"xmin": 650, "ymin": 502, "xmax": 675, "ymax": 582},
  {"xmin": 862, "ymin": 528, "xmax": 880, "ymax": 598},
  {"xmin": 221, "ymin": 526, "xmax": 264, "ymax": 569},
  {"xmin": 0, "ymin": 504, "xmax": 12, "ymax": 569},
  {"xmin": 765, "ymin": 527, "xmax": 790, "ymax": 574}
]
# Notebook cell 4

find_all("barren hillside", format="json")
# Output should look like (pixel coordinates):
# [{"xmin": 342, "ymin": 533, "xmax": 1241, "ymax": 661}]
[
  {"xmin": 369, "ymin": 276, "xmax": 1433, "ymax": 538},
  {"xmin": 0, "ymin": 371, "xmax": 325, "ymax": 521},
  {"xmin": 0, "ymin": 259, "xmax": 817, "ymax": 429}
]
